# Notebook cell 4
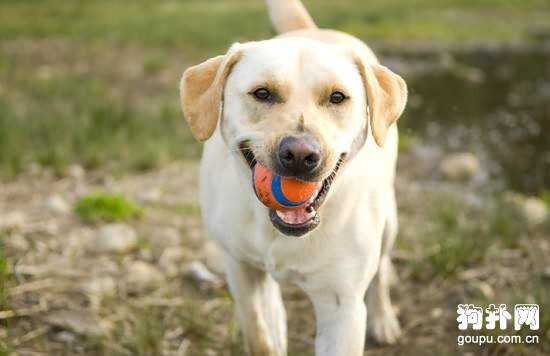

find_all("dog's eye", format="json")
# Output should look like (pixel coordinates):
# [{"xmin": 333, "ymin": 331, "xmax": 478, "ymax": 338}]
[
  {"xmin": 252, "ymin": 88, "xmax": 272, "ymax": 102},
  {"xmin": 329, "ymin": 91, "xmax": 347, "ymax": 104}
]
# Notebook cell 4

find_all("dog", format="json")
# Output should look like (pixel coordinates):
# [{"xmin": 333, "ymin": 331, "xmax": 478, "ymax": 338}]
[{"xmin": 179, "ymin": 1, "xmax": 407, "ymax": 355}]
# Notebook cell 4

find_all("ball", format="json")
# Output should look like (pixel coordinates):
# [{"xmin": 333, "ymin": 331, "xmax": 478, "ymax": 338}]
[{"xmin": 252, "ymin": 163, "xmax": 321, "ymax": 211}]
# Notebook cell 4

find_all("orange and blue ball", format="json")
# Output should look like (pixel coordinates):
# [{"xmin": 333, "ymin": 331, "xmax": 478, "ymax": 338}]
[{"xmin": 252, "ymin": 163, "xmax": 321, "ymax": 211}]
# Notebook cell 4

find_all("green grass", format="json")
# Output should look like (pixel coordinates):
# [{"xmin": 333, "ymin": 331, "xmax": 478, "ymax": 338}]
[
  {"xmin": 75, "ymin": 193, "xmax": 144, "ymax": 223},
  {"xmin": 540, "ymin": 191, "xmax": 550, "ymax": 207},
  {"xmin": 0, "ymin": 0, "xmax": 549, "ymax": 178},
  {"xmin": 0, "ymin": 1, "xmax": 548, "ymax": 54},
  {"xmin": 0, "ymin": 245, "xmax": 10, "ymax": 356},
  {"xmin": 0, "ymin": 253, "xmax": 7, "ymax": 311},
  {"xmin": 405, "ymin": 192, "xmax": 529, "ymax": 279}
]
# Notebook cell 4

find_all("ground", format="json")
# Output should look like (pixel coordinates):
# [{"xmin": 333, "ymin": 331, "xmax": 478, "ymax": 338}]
[
  {"xmin": 1, "ymin": 154, "xmax": 548, "ymax": 355},
  {"xmin": 0, "ymin": 0, "xmax": 549, "ymax": 355}
]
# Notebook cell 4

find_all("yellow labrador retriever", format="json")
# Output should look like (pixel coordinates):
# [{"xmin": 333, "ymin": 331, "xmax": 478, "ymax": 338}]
[{"xmin": 180, "ymin": 1, "xmax": 407, "ymax": 355}]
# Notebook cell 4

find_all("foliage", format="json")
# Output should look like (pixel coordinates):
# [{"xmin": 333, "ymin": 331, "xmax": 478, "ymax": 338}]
[{"xmin": 75, "ymin": 193, "xmax": 143, "ymax": 222}]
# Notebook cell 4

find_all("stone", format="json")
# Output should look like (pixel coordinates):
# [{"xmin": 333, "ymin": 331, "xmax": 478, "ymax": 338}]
[
  {"xmin": 55, "ymin": 331, "xmax": 77, "ymax": 344},
  {"xmin": 503, "ymin": 192, "xmax": 548, "ymax": 228},
  {"xmin": 44, "ymin": 195, "xmax": 70, "ymax": 214},
  {"xmin": 148, "ymin": 227, "xmax": 182, "ymax": 258},
  {"xmin": 522, "ymin": 197, "xmax": 548, "ymax": 227},
  {"xmin": 82, "ymin": 276, "xmax": 117, "ymax": 304},
  {"xmin": 45, "ymin": 310, "xmax": 106, "ymax": 336},
  {"xmin": 6, "ymin": 233, "xmax": 29, "ymax": 251},
  {"xmin": 96, "ymin": 224, "xmax": 138, "ymax": 254},
  {"xmin": 440, "ymin": 152, "xmax": 480, "ymax": 181},
  {"xmin": 0, "ymin": 211, "xmax": 25, "ymax": 232},
  {"xmin": 125, "ymin": 261, "xmax": 164, "ymax": 291},
  {"xmin": 67, "ymin": 164, "xmax": 85, "ymax": 180},
  {"xmin": 471, "ymin": 281, "xmax": 495, "ymax": 300},
  {"xmin": 136, "ymin": 188, "xmax": 162, "ymax": 204},
  {"xmin": 158, "ymin": 247, "xmax": 186, "ymax": 277},
  {"xmin": 430, "ymin": 307, "xmax": 443, "ymax": 318}
]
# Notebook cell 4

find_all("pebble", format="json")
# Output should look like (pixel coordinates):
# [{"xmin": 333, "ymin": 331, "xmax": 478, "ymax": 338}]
[
  {"xmin": 55, "ymin": 331, "xmax": 77, "ymax": 344},
  {"xmin": 503, "ymin": 192, "xmax": 548, "ymax": 228},
  {"xmin": 522, "ymin": 197, "xmax": 548, "ymax": 227},
  {"xmin": 45, "ymin": 310, "xmax": 106, "ymax": 336},
  {"xmin": 125, "ymin": 261, "xmax": 165, "ymax": 291},
  {"xmin": 440, "ymin": 152, "xmax": 480, "ymax": 181},
  {"xmin": 0, "ymin": 211, "xmax": 25, "ymax": 231},
  {"xmin": 430, "ymin": 307, "xmax": 443, "ymax": 318},
  {"xmin": 136, "ymin": 188, "xmax": 162, "ymax": 204},
  {"xmin": 471, "ymin": 281, "xmax": 495, "ymax": 300},
  {"xmin": 6, "ymin": 233, "xmax": 30, "ymax": 251},
  {"xmin": 148, "ymin": 227, "xmax": 182, "ymax": 258},
  {"xmin": 82, "ymin": 276, "xmax": 117, "ymax": 302},
  {"xmin": 158, "ymin": 247, "xmax": 186, "ymax": 277},
  {"xmin": 67, "ymin": 164, "xmax": 85, "ymax": 180},
  {"xmin": 96, "ymin": 224, "xmax": 138, "ymax": 254},
  {"xmin": 44, "ymin": 195, "xmax": 71, "ymax": 214}
]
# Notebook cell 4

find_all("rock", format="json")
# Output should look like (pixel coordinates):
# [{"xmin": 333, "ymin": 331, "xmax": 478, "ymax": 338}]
[
  {"xmin": 45, "ymin": 310, "xmax": 107, "ymax": 336},
  {"xmin": 5, "ymin": 233, "xmax": 29, "ymax": 251},
  {"xmin": 0, "ymin": 211, "xmax": 25, "ymax": 232},
  {"xmin": 148, "ymin": 227, "xmax": 182, "ymax": 258},
  {"xmin": 471, "ymin": 281, "xmax": 495, "ymax": 300},
  {"xmin": 44, "ymin": 195, "xmax": 70, "ymax": 214},
  {"xmin": 430, "ymin": 307, "xmax": 443, "ymax": 318},
  {"xmin": 81, "ymin": 276, "xmax": 117, "ymax": 308},
  {"xmin": 522, "ymin": 197, "xmax": 548, "ymax": 227},
  {"xmin": 55, "ymin": 331, "xmax": 77, "ymax": 344},
  {"xmin": 439, "ymin": 152, "xmax": 480, "ymax": 181},
  {"xmin": 96, "ymin": 224, "xmax": 138, "ymax": 254},
  {"xmin": 67, "ymin": 164, "xmax": 85, "ymax": 179},
  {"xmin": 158, "ymin": 247, "xmax": 186, "ymax": 277},
  {"xmin": 125, "ymin": 261, "xmax": 164, "ymax": 291},
  {"xmin": 184, "ymin": 261, "xmax": 223, "ymax": 289},
  {"xmin": 136, "ymin": 188, "xmax": 162, "ymax": 204},
  {"xmin": 503, "ymin": 192, "xmax": 548, "ymax": 228}
]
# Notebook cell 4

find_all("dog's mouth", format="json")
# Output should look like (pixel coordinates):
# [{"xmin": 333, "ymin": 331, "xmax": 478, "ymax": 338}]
[{"xmin": 239, "ymin": 141, "xmax": 345, "ymax": 237}]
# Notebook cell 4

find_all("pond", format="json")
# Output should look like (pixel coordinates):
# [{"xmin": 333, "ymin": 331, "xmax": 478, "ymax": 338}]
[{"xmin": 384, "ymin": 44, "xmax": 550, "ymax": 195}]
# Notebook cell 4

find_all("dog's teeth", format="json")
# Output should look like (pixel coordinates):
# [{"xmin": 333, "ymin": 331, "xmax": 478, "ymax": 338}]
[{"xmin": 276, "ymin": 210, "xmax": 285, "ymax": 219}]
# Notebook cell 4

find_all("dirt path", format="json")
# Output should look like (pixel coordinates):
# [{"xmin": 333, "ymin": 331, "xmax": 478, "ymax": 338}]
[{"xmin": 1, "ymin": 157, "xmax": 548, "ymax": 355}]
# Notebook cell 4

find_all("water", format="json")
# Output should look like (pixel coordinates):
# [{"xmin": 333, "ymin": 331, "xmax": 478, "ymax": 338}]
[{"xmin": 386, "ymin": 45, "xmax": 550, "ymax": 195}]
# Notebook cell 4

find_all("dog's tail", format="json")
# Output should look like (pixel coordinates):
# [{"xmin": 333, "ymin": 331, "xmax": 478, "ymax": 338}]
[{"xmin": 266, "ymin": 0, "xmax": 317, "ymax": 34}]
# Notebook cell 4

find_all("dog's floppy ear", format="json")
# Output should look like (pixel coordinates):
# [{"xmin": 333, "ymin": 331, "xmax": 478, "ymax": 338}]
[
  {"xmin": 179, "ymin": 44, "xmax": 243, "ymax": 141},
  {"xmin": 354, "ymin": 55, "xmax": 408, "ymax": 147}
]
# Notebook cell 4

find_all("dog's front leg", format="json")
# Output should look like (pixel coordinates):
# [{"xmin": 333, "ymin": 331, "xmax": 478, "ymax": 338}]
[
  {"xmin": 309, "ymin": 290, "xmax": 367, "ymax": 356},
  {"xmin": 224, "ymin": 252, "xmax": 287, "ymax": 356}
]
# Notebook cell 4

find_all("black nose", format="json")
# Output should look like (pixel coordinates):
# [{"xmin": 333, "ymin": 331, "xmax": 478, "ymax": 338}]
[{"xmin": 277, "ymin": 135, "xmax": 321, "ymax": 177}]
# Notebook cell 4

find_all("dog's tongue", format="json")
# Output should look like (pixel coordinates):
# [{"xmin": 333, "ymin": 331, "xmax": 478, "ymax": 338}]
[{"xmin": 277, "ymin": 207, "xmax": 315, "ymax": 225}]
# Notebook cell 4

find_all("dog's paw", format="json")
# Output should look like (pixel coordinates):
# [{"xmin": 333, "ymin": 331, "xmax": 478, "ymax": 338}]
[{"xmin": 367, "ymin": 311, "xmax": 401, "ymax": 345}]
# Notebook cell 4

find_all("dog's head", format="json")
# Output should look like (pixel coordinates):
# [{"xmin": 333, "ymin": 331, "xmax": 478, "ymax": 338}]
[{"xmin": 180, "ymin": 39, "xmax": 407, "ymax": 237}]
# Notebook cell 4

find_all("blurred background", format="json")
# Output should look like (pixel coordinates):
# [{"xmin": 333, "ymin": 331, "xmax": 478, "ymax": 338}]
[{"xmin": 0, "ymin": 0, "xmax": 549, "ymax": 355}]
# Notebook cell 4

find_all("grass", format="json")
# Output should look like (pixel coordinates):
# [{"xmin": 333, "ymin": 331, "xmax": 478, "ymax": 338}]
[
  {"xmin": 0, "ymin": 253, "xmax": 8, "ymax": 311},
  {"xmin": 0, "ymin": 244, "xmax": 10, "ymax": 356},
  {"xmin": 75, "ymin": 193, "xmax": 144, "ymax": 223},
  {"xmin": 0, "ymin": 0, "xmax": 549, "ymax": 178},
  {"xmin": 404, "ymin": 192, "xmax": 529, "ymax": 279}
]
